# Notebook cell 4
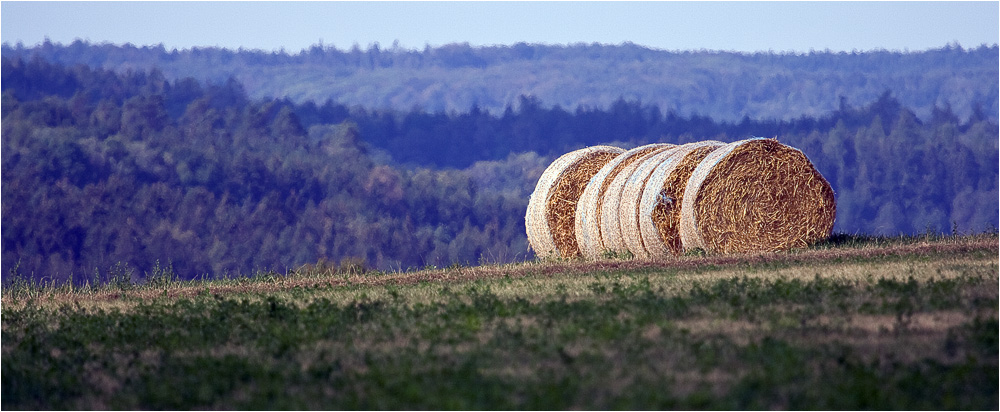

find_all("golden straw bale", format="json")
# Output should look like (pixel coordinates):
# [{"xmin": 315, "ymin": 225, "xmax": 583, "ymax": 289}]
[
  {"xmin": 638, "ymin": 141, "xmax": 723, "ymax": 259},
  {"xmin": 679, "ymin": 138, "xmax": 836, "ymax": 254},
  {"xmin": 574, "ymin": 143, "xmax": 674, "ymax": 260},
  {"xmin": 525, "ymin": 145, "xmax": 624, "ymax": 259},
  {"xmin": 618, "ymin": 146, "xmax": 688, "ymax": 259},
  {"xmin": 598, "ymin": 146, "xmax": 678, "ymax": 256}
]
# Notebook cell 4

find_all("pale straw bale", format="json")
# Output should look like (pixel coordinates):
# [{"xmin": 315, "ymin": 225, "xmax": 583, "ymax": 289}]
[
  {"xmin": 525, "ymin": 145, "xmax": 624, "ymax": 259},
  {"xmin": 638, "ymin": 141, "xmax": 724, "ymax": 258},
  {"xmin": 616, "ymin": 146, "xmax": 686, "ymax": 259},
  {"xmin": 679, "ymin": 138, "xmax": 836, "ymax": 254},
  {"xmin": 598, "ymin": 146, "xmax": 678, "ymax": 257},
  {"xmin": 574, "ymin": 143, "xmax": 674, "ymax": 260}
]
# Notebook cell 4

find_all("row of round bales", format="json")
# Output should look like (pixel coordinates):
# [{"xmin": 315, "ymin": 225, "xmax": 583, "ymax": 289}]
[{"xmin": 525, "ymin": 138, "xmax": 837, "ymax": 260}]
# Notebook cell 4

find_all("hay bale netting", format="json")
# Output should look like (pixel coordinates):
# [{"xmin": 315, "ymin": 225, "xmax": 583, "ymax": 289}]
[
  {"xmin": 598, "ymin": 146, "xmax": 679, "ymax": 257},
  {"xmin": 574, "ymin": 143, "xmax": 675, "ymax": 260},
  {"xmin": 525, "ymin": 145, "xmax": 625, "ymax": 258},
  {"xmin": 617, "ymin": 146, "xmax": 691, "ymax": 259},
  {"xmin": 679, "ymin": 138, "xmax": 837, "ymax": 254},
  {"xmin": 637, "ymin": 141, "xmax": 724, "ymax": 259}
]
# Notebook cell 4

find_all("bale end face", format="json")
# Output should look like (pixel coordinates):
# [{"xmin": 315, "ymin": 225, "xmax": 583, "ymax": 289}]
[
  {"xmin": 546, "ymin": 150, "xmax": 622, "ymax": 258},
  {"xmin": 618, "ymin": 147, "xmax": 685, "ymax": 259},
  {"xmin": 575, "ymin": 144, "xmax": 673, "ymax": 260},
  {"xmin": 525, "ymin": 146, "xmax": 624, "ymax": 259},
  {"xmin": 683, "ymin": 138, "xmax": 836, "ymax": 254},
  {"xmin": 640, "ymin": 142, "xmax": 722, "ymax": 258},
  {"xmin": 598, "ymin": 146, "xmax": 677, "ymax": 257}
]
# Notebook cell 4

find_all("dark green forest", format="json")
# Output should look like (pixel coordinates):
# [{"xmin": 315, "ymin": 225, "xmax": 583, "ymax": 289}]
[{"xmin": 1, "ymin": 43, "xmax": 998, "ymax": 283}]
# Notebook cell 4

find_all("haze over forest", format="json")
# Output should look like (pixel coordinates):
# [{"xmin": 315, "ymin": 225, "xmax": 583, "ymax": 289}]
[
  {"xmin": 2, "ymin": 40, "xmax": 998, "ymax": 281},
  {"xmin": 6, "ymin": 40, "xmax": 998, "ymax": 122}
]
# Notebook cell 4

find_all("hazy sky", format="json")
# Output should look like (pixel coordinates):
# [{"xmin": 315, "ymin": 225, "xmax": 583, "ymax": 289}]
[{"xmin": 2, "ymin": 1, "xmax": 997, "ymax": 53}]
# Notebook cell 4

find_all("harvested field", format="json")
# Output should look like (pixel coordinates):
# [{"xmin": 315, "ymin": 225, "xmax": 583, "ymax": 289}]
[{"xmin": 2, "ymin": 234, "xmax": 996, "ymax": 410}]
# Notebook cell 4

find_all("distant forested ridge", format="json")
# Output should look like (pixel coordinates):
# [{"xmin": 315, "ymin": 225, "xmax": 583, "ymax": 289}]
[
  {"xmin": 2, "ymin": 40, "xmax": 997, "ymax": 122},
  {"xmin": 2, "ymin": 55, "xmax": 546, "ymax": 281},
  {"xmin": 1, "ymin": 47, "xmax": 998, "ymax": 283}
]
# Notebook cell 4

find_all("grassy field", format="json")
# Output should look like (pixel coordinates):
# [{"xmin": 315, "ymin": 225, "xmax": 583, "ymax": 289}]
[{"xmin": 2, "ymin": 234, "xmax": 998, "ymax": 409}]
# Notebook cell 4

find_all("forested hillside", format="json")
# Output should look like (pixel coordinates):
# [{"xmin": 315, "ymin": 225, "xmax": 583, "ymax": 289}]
[
  {"xmin": 2, "ymin": 56, "xmax": 544, "ymax": 280},
  {"xmin": 3, "ymin": 40, "xmax": 997, "ymax": 122},
  {"xmin": 2, "ymin": 47, "xmax": 998, "ymax": 283}
]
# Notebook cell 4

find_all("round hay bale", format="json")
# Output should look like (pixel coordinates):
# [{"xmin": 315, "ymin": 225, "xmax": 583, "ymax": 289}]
[
  {"xmin": 638, "ymin": 141, "xmax": 724, "ymax": 259},
  {"xmin": 618, "ymin": 146, "xmax": 690, "ymax": 259},
  {"xmin": 574, "ymin": 143, "xmax": 675, "ymax": 260},
  {"xmin": 525, "ymin": 145, "xmax": 624, "ymax": 259},
  {"xmin": 679, "ymin": 138, "xmax": 836, "ymax": 254},
  {"xmin": 598, "ymin": 146, "xmax": 679, "ymax": 257}
]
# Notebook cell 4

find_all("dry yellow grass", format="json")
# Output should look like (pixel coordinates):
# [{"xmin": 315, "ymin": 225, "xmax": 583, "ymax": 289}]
[{"xmin": 4, "ymin": 235, "xmax": 995, "ymax": 315}]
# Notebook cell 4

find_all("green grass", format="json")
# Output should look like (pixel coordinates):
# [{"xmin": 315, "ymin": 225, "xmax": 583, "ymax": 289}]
[{"xmin": 2, "ymin": 234, "xmax": 998, "ymax": 409}]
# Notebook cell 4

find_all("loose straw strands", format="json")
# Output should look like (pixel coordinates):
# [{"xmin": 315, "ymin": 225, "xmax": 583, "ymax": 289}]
[
  {"xmin": 575, "ymin": 143, "xmax": 674, "ymax": 260},
  {"xmin": 638, "ymin": 141, "xmax": 723, "ymax": 258},
  {"xmin": 525, "ymin": 146, "xmax": 624, "ymax": 259},
  {"xmin": 680, "ymin": 138, "xmax": 836, "ymax": 254},
  {"xmin": 617, "ymin": 146, "xmax": 687, "ymax": 259}
]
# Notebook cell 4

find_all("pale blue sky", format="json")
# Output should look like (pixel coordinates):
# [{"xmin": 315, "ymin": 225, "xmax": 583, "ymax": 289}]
[{"xmin": 2, "ymin": 1, "xmax": 997, "ymax": 53}]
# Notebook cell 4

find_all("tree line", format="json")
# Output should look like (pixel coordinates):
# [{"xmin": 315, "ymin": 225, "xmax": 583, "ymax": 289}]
[
  {"xmin": 3, "ymin": 40, "xmax": 997, "ymax": 122},
  {"xmin": 1, "ymin": 55, "xmax": 997, "ymax": 283}
]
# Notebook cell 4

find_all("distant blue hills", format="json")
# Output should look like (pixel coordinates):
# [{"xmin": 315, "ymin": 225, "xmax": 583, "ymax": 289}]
[{"xmin": 3, "ymin": 40, "xmax": 997, "ymax": 122}]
